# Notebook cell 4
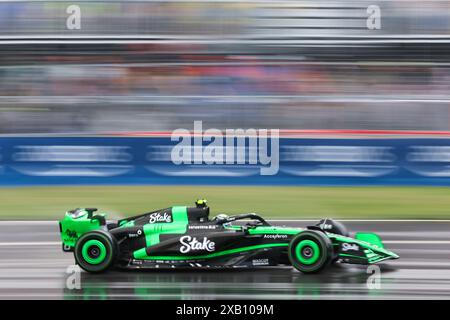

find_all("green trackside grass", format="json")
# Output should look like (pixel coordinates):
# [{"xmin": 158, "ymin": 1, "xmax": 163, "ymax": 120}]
[{"xmin": 0, "ymin": 185, "xmax": 450, "ymax": 220}]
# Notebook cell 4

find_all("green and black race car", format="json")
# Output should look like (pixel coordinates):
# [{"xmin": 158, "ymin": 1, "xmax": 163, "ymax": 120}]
[{"xmin": 59, "ymin": 200, "xmax": 399, "ymax": 273}]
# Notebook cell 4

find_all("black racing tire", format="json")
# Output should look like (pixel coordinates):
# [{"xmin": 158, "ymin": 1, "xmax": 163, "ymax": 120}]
[
  {"xmin": 315, "ymin": 219, "xmax": 349, "ymax": 263},
  {"xmin": 74, "ymin": 230, "xmax": 117, "ymax": 273},
  {"xmin": 288, "ymin": 230, "xmax": 333, "ymax": 274}
]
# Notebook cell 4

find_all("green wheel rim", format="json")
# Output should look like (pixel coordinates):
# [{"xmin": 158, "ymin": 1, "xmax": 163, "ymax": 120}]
[
  {"xmin": 81, "ymin": 239, "xmax": 107, "ymax": 265},
  {"xmin": 295, "ymin": 240, "xmax": 320, "ymax": 265}
]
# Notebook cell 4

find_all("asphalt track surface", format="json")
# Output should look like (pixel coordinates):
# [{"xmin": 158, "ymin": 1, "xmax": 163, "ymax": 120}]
[{"xmin": 0, "ymin": 220, "xmax": 449, "ymax": 300}]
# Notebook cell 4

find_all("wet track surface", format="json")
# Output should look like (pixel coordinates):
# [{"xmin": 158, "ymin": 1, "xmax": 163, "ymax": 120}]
[{"xmin": 0, "ymin": 220, "xmax": 450, "ymax": 299}]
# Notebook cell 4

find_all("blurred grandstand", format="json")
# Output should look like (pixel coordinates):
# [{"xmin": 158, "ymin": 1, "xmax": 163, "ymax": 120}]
[{"xmin": 0, "ymin": 0, "xmax": 450, "ymax": 133}]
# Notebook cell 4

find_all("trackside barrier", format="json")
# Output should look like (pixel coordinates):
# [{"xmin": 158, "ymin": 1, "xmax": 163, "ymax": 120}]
[{"xmin": 0, "ymin": 136, "xmax": 450, "ymax": 185}]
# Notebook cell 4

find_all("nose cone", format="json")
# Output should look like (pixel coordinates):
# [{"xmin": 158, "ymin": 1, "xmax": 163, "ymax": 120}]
[{"xmin": 389, "ymin": 252, "xmax": 400, "ymax": 259}]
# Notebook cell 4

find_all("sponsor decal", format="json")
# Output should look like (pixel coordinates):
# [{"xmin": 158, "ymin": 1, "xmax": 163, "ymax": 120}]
[
  {"xmin": 252, "ymin": 258, "xmax": 269, "ymax": 266},
  {"xmin": 406, "ymin": 146, "xmax": 450, "ymax": 177},
  {"xmin": 148, "ymin": 212, "xmax": 172, "ymax": 224},
  {"xmin": 263, "ymin": 234, "xmax": 288, "ymax": 239},
  {"xmin": 281, "ymin": 145, "xmax": 396, "ymax": 178},
  {"xmin": 65, "ymin": 229, "xmax": 78, "ymax": 239},
  {"xmin": 12, "ymin": 145, "xmax": 133, "ymax": 177},
  {"xmin": 179, "ymin": 236, "xmax": 215, "ymax": 253},
  {"xmin": 342, "ymin": 243, "xmax": 359, "ymax": 251},
  {"xmin": 188, "ymin": 225, "xmax": 218, "ymax": 230},
  {"xmin": 128, "ymin": 229, "xmax": 143, "ymax": 238}
]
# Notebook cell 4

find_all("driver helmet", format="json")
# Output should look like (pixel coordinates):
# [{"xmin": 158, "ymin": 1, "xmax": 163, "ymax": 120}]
[{"xmin": 195, "ymin": 199, "xmax": 208, "ymax": 208}]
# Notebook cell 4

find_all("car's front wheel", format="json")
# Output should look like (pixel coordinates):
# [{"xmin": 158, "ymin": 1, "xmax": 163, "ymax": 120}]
[
  {"xmin": 74, "ymin": 230, "xmax": 117, "ymax": 273},
  {"xmin": 288, "ymin": 230, "xmax": 332, "ymax": 274}
]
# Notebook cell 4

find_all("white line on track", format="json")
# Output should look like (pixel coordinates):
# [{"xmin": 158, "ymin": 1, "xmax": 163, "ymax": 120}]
[
  {"xmin": 0, "ymin": 221, "xmax": 58, "ymax": 225},
  {"xmin": 270, "ymin": 219, "xmax": 450, "ymax": 222},
  {"xmin": 384, "ymin": 240, "xmax": 450, "ymax": 244},
  {"xmin": 0, "ymin": 242, "xmax": 60, "ymax": 246}
]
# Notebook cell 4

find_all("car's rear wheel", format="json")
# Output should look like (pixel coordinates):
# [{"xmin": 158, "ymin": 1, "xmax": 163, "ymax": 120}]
[
  {"xmin": 74, "ymin": 230, "xmax": 117, "ymax": 273},
  {"xmin": 288, "ymin": 230, "xmax": 332, "ymax": 274}
]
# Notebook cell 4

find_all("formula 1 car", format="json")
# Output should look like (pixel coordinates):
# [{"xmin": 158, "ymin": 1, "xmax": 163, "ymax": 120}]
[{"xmin": 59, "ymin": 200, "xmax": 399, "ymax": 273}]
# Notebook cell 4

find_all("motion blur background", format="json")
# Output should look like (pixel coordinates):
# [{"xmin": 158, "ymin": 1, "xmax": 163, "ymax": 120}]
[
  {"xmin": 1, "ymin": 0, "xmax": 450, "ymax": 219},
  {"xmin": 2, "ymin": 0, "xmax": 450, "ymax": 133}
]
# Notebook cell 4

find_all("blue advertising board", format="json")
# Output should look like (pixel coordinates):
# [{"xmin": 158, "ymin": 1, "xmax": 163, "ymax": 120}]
[{"xmin": 0, "ymin": 136, "xmax": 450, "ymax": 186}]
